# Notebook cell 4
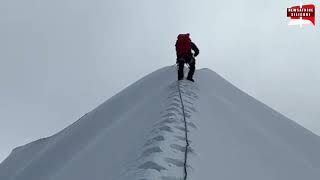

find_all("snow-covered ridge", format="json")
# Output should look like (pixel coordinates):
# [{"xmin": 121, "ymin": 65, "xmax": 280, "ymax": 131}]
[
  {"xmin": 119, "ymin": 80, "xmax": 199, "ymax": 180},
  {"xmin": 0, "ymin": 66, "xmax": 319, "ymax": 180}
]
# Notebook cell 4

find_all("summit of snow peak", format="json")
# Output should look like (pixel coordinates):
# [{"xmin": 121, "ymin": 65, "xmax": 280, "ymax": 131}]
[{"xmin": 1, "ymin": 66, "xmax": 319, "ymax": 180}]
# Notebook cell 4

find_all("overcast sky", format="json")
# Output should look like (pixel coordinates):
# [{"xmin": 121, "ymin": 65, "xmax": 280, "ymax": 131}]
[{"xmin": 0, "ymin": 0, "xmax": 319, "ymax": 162}]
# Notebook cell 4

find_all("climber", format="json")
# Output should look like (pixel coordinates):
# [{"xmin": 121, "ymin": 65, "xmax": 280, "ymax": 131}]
[{"xmin": 175, "ymin": 33, "xmax": 199, "ymax": 82}]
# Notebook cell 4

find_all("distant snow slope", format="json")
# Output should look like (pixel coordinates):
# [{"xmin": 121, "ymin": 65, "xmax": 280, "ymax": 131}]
[{"xmin": 0, "ymin": 66, "xmax": 319, "ymax": 180}]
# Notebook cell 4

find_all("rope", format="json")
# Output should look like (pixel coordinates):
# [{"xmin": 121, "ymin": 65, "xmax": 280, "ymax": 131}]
[{"xmin": 177, "ymin": 80, "xmax": 190, "ymax": 180}]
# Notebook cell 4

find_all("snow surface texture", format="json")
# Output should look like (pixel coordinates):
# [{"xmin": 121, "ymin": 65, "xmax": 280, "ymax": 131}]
[{"xmin": 0, "ymin": 66, "xmax": 319, "ymax": 180}]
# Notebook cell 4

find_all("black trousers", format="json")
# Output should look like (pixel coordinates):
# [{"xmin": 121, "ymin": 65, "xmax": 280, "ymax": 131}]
[{"xmin": 177, "ymin": 55, "xmax": 195, "ymax": 80}]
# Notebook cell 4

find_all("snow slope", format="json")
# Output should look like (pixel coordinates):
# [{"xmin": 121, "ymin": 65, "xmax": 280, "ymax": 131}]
[{"xmin": 0, "ymin": 66, "xmax": 319, "ymax": 180}]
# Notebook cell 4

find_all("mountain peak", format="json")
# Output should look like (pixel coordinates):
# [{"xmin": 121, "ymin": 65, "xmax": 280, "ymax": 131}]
[{"xmin": 1, "ymin": 66, "xmax": 319, "ymax": 180}]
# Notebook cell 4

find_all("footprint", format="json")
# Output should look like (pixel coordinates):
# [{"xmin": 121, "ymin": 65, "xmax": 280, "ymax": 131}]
[
  {"xmin": 174, "ymin": 126, "xmax": 186, "ymax": 132},
  {"xmin": 155, "ymin": 119, "xmax": 179, "ymax": 127},
  {"xmin": 164, "ymin": 158, "xmax": 185, "ymax": 167},
  {"xmin": 141, "ymin": 147, "xmax": 163, "ymax": 157},
  {"xmin": 170, "ymin": 144, "xmax": 186, "ymax": 153},
  {"xmin": 170, "ymin": 144, "xmax": 194, "ymax": 153},
  {"xmin": 166, "ymin": 107, "xmax": 181, "ymax": 112},
  {"xmin": 174, "ymin": 135, "xmax": 186, "ymax": 141},
  {"xmin": 138, "ymin": 161, "xmax": 166, "ymax": 172},
  {"xmin": 144, "ymin": 136, "xmax": 165, "ymax": 146},
  {"xmin": 159, "ymin": 126, "xmax": 173, "ymax": 133}
]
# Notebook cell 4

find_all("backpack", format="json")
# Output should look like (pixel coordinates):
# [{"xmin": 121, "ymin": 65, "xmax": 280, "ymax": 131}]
[{"xmin": 176, "ymin": 33, "xmax": 191, "ymax": 57}]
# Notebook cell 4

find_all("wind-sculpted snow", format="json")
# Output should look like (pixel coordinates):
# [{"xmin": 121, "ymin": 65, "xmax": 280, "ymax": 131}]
[{"xmin": 0, "ymin": 66, "xmax": 319, "ymax": 180}]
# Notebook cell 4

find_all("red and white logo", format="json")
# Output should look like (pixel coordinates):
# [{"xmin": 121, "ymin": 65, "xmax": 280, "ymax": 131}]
[{"xmin": 287, "ymin": 3, "xmax": 315, "ymax": 27}]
